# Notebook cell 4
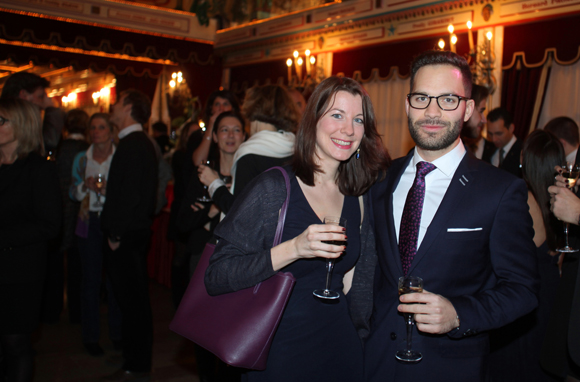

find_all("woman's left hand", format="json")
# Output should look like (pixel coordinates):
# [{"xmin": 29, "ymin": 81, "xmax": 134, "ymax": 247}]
[{"xmin": 198, "ymin": 164, "xmax": 220, "ymax": 186}]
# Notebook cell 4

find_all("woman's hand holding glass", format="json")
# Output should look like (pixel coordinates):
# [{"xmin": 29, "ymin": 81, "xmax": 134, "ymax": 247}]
[
  {"xmin": 85, "ymin": 176, "xmax": 107, "ymax": 196},
  {"xmin": 270, "ymin": 222, "xmax": 345, "ymax": 272},
  {"xmin": 198, "ymin": 164, "xmax": 220, "ymax": 187}
]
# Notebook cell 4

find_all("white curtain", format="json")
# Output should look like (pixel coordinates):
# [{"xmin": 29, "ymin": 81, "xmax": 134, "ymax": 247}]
[
  {"xmin": 362, "ymin": 71, "xmax": 412, "ymax": 159},
  {"xmin": 537, "ymin": 59, "xmax": 580, "ymax": 130}
]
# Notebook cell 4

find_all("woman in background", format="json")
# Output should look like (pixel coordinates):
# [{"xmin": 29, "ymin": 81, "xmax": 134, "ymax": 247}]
[
  {"xmin": 489, "ymin": 129, "xmax": 562, "ymax": 381},
  {"xmin": 70, "ymin": 113, "xmax": 122, "ymax": 357},
  {"xmin": 0, "ymin": 98, "xmax": 61, "ymax": 382},
  {"xmin": 200, "ymin": 85, "xmax": 299, "ymax": 214}
]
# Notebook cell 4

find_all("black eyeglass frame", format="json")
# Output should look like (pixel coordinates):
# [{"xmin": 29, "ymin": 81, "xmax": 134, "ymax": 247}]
[
  {"xmin": 0, "ymin": 116, "xmax": 9, "ymax": 126},
  {"xmin": 407, "ymin": 93, "xmax": 471, "ymax": 111}
]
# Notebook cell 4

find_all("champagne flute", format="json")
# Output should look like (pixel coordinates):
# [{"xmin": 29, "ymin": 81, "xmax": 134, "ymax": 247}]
[
  {"xmin": 93, "ymin": 173, "xmax": 105, "ymax": 207},
  {"xmin": 395, "ymin": 276, "xmax": 423, "ymax": 363},
  {"xmin": 197, "ymin": 160, "xmax": 214, "ymax": 202},
  {"xmin": 313, "ymin": 216, "xmax": 346, "ymax": 300},
  {"xmin": 557, "ymin": 162, "xmax": 580, "ymax": 253}
]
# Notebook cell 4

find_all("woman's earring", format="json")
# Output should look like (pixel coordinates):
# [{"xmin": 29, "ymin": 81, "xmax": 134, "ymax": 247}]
[{"xmin": 356, "ymin": 148, "xmax": 360, "ymax": 160}]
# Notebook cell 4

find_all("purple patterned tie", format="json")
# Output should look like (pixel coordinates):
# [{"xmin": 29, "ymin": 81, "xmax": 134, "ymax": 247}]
[{"xmin": 399, "ymin": 161, "xmax": 437, "ymax": 275}]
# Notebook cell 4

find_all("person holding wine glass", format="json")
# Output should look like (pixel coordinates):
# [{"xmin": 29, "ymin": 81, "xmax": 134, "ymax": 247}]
[
  {"xmin": 205, "ymin": 76, "xmax": 390, "ymax": 382},
  {"xmin": 176, "ymin": 110, "xmax": 246, "ymax": 382},
  {"xmin": 0, "ymin": 98, "xmax": 62, "ymax": 382},
  {"xmin": 488, "ymin": 129, "xmax": 563, "ymax": 381},
  {"xmin": 69, "ymin": 112, "xmax": 122, "ymax": 357},
  {"xmin": 358, "ymin": 51, "xmax": 538, "ymax": 382}
]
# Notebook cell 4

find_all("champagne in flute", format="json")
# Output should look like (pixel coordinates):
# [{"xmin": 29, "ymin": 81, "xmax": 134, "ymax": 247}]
[
  {"xmin": 93, "ymin": 173, "xmax": 105, "ymax": 207},
  {"xmin": 313, "ymin": 216, "xmax": 346, "ymax": 300},
  {"xmin": 557, "ymin": 162, "xmax": 580, "ymax": 253},
  {"xmin": 395, "ymin": 276, "xmax": 423, "ymax": 363}
]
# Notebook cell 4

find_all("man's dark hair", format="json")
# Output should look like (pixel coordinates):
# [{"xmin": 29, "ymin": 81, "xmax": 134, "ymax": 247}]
[
  {"xmin": 120, "ymin": 89, "xmax": 151, "ymax": 125},
  {"xmin": 410, "ymin": 50, "xmax": 473, "ymax": 98},
  {"xmin": 487, "ymin": 107, "xmax": 514, "ymax": 127},
  {"xmin": 471, "ymin": 84, "xmax": 489, "ymax": 105},
  {"xmin": 1, "ymin": 72, "xmax": 50, "ymax": 99},
  {"xmin": 543, "ymin": 116, "xmax": 579, "ymax": 146},
  {"xmin": 152, "ymin": 121, "xmax": 168, "ymax": 134}
]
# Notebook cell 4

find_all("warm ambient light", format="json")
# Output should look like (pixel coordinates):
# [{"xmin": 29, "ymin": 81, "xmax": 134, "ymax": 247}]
[
  {"xmin": 486, "ymin": 31, "xmax": 493, "ymax": 40},
  {"xmin": 467, "ymin": 21, "xmax": 472, "ymax": 29},
  {"xmin": 451, "ymin": 35, "xmax": 458, "ymax": 45},
  {"xmin": 310, "ymin": 56, "xmax": 316, "ymax": 64},
  {"xmin": 286, "ymin": 58, "xmax": 292, "ymax": 67},
  {"xmin": 438, "ymin": 39, "xmax": 445, "ymax": 50},
  {"xmin": 448, "ymin": 24, "xmax": 454, "ymax": 34},
  {"xmin": 293, "ymin": 50, "xmax": 299, "ymax": 58},
  {"xmin": 305, "ymin": 49, "xmax": 311, "ymax": 57},
  {"xmin": 297, "ymin": 57, "xmax": 303, "ymax": 66}
]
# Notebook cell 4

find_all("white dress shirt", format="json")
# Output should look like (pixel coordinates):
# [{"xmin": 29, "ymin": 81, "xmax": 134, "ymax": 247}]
[
  {"xmin": 566, "ymin": 147, "xmax": 578, "ymax": 164},
  {"xmin": 118, "ymin": 123, "xmax": 143, "ymax": 139},
  {"xmin": 393, "ymin": 141, "xmax": 466, "ymax": 248},
  {"xmin": 491, "ymin": 135, "xmax": 517, "ymax": 167}
]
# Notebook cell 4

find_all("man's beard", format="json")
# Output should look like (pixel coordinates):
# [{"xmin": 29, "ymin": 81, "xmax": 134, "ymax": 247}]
[{"xmin": 408, "ymin": 117, "xmax": 462, "ymax": 151}]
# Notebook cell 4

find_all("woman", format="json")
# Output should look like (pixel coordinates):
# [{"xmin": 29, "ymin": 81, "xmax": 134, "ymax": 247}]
[
  {"xmin": 0, "ymin": 98, "xmax": 61, "ymax": 382},
  {"xmin": 70, "ymin": 113, "xmax": 122, "ymax": 357},
  {"xmin": 488, "ymin": 129, "xmax": 562, "ymax": 381},
  {"xmin": 201, "ymin": 85, "xmax": 299, "ymax": 214},
  {"xmin": 177, "ymin": 111, "xmax": 246, "ymax": 382},
  {"xmin": 205, "ymin": 76, "xmax": 390, "ymax": 381},
  {"xmin": 192, "ymin": 89, "xmax": 240, "ymax": 166}
]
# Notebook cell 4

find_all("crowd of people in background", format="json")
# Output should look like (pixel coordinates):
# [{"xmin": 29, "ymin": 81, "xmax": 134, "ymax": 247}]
[{"xmin": 1, "ymin": 49, "xmax": 580, "ymax": 382}]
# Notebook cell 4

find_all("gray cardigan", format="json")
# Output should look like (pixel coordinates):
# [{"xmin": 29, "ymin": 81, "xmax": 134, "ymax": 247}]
[{"xmin": 204, "ymin": 168, "xmax": 377, "ymax": 340}]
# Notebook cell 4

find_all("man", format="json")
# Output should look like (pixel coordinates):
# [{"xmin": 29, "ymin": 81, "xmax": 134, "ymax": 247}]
[
  {"xmin": 486, "ymin": 107, "xmax": 522, "ymax": 177},
  {"xmin": 101, "ymin": 90, "xmax": 158, "ymax": 381},
  {"xmin": 360, "ymin": 51, "xmax": 538, "ymax": 381},
  {"xmin": 459, "ymin": 84, "xmax": 495, "ymax": 161},
  {"xmin": 1, "ymin": 72, "xmax": 64, "ymax": 152},
  {"xmin": 543, "ymin": 116, "xmax": 580, "ymax": 164}
]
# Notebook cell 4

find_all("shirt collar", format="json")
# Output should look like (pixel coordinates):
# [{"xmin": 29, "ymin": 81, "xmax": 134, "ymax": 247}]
[
  {"xmin": 501, "ymin": 134, "xmax": 517, "ymax": 154},
  {"xmin": 118, "ymin": 123, "xmax": 143, "ymax": 139},
  {"xmin": 412, "ymin": 140, "xmax": 466, "ymax": 178}
]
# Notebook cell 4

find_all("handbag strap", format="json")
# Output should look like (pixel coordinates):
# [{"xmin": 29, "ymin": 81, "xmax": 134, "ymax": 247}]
[{"xmin": 265, "ymin": 166, "xmax": 291, "ymax": 247}]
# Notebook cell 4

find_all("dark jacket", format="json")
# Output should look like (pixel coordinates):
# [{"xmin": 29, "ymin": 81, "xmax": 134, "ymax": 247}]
[
  {"xmin": 101, "ymin": 130, "xmax": 158, "ymax": 239},
  {"xmin": 0, "ymin": 152, "xmax": 62, "ymax": 283},
  {"xmin": 204, "ymin": 167, "xmax": 377, "ymax": 339}
]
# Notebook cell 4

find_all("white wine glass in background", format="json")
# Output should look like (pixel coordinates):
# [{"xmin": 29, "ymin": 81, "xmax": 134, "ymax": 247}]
[
  {"xmin": 313, "ymin": 216, "xmax": 346, "ymax": 300},
  {"xmin": 93, "ymin": 173, "xmax": 104, "ymax": 207},
  {"xmin": 197, "ymin": 160, "xmax": 214, "ymax": 203},
  {"xmin": 557, "ymin": 162, "xmax": 580, "ymax": 253}
]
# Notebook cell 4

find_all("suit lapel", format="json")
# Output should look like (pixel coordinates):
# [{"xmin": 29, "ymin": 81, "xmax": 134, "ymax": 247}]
[
  {"xmin": 408, "ymin": 153, "xmax": 477, "ymax": 275},
  {"xmin": 384, "ymin": 154, "xmax": 412, "ymax": 278}
]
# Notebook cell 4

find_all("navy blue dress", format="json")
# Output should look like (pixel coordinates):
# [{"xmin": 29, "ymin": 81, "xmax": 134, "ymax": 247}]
[{"xmin": 243, "ymin": 175, "xmax": 364, "ymax": 382}]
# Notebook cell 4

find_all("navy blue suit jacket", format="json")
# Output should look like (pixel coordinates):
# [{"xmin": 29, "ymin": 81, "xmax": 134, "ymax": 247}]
[{"xmin": 363, "ymin": 150, "xmax": 539, "ymax": 382}]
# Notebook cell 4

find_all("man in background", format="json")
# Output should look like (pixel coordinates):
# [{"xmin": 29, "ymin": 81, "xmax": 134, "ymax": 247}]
[
  {"xmin": 460, "ymin": 83, "xmax": 495, "ymax": 161},
  {"xmin": 486, "ymin": 107, "xmax": 522, "ymax": 177},
  {"xmin": 544, "ymin": 116, "xmax": 579, "ymax": 164},
  {"xmin": 101, "ymin": 89, "xmax": 158, "ymax": 381}
]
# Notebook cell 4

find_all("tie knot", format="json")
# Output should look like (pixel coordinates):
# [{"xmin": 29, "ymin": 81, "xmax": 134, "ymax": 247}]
[{"xmin": 416, "ymin": 161, "xmax": 437, "ymax": 178}]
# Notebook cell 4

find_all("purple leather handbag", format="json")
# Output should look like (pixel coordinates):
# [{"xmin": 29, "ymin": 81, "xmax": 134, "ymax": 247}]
[{"xmin": 169, "ymin": 167, "xmax": 295, "ymax": 370}]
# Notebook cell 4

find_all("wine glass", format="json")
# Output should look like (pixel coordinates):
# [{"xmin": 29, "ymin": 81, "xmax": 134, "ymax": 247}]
[
  {"xmin": 557, "ymin": 162, "xmax": 580, "ymax": 253},
  {"xmin": 197, "ymin": 160, "xmax": 214, "ymax": 202},
  {"xmin": 395, "ymin": 276, "xmax": 424, "ymax": 363},
  {"xmin": 313, "ymin": 216, "xmax": 347, "ymax": 300},
  {"xmin": 93, "ymin": 173, "xmax": 105, "ymax": 207}
]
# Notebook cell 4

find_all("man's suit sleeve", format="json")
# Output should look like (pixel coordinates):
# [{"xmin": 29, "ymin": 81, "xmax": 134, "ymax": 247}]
[{"xmin": 447, "ymin": 178, "xmax": 539, "ymax": 338}]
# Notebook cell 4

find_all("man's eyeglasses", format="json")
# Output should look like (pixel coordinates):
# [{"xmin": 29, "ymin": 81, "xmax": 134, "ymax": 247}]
[
  {"xmin": 0, "ymin": 116, "xmax": 9, "ymax": 126},
  {"xmin": 407, "ymin": 93, "xmax": 470, "ymax": 111}
]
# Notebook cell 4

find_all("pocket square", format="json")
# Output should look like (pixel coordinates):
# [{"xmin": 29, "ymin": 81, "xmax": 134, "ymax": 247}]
[{"xmin": 447, "ymin": 228, "xmax": 483, "ymax": 232}]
